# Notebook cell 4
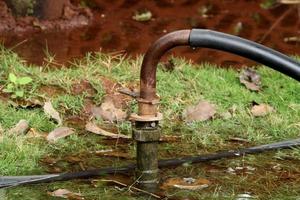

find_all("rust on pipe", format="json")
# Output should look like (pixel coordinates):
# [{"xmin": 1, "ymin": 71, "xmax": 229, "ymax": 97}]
[
  {"xmin": 139, "ymin": 30, "xmax": 190, "ymax": 116},
  {"xmin": 135, "ymin": 28, "xmax": 300, "ymax": 193}
]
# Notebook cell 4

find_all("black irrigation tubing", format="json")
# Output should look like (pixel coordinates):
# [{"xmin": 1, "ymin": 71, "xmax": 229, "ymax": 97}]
[{"xmin": 1, "ymin": 138, "xmax": 300, "ymax": 189}]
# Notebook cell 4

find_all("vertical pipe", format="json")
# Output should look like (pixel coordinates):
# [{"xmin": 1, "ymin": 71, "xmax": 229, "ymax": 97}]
[
  {"xmin": 133, "ymin": 121, "xmax": 160, "ymax": 192},
  {"xmin": 133, "ymin": 31, "xmax": 190, "ymax": 192},
  {"xmin": 136, "ymin": 141, "xmax": 158, "ymax": 192}
]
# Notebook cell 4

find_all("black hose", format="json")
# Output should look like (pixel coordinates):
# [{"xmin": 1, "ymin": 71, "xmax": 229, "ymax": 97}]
[
  {"xmin": 2, "ymin": 138, "xmax": 300, "ymax": 188},
  {"xmin": 189, "ymin": 29, "xmax": 300, "ymax": 82}
]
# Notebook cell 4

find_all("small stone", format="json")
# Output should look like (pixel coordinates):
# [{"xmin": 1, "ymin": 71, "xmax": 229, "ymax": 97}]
[{"xmin": 182, "ymin": 101, "xmax": 216, "ymax": 122}]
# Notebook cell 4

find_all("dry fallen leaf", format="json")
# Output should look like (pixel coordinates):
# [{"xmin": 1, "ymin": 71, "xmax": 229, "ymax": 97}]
[
  {"xmin": 226, "ymin": 166, "xmax": 256, "ymax": 175},
  {"xmin": 85, "ymin": 122, "xmax": 130, "ymax": 139},
  {"xmin": 27, "ymin": 128, "xmax": 43, "ymax": 138},
  {"xmin": 162, "ymin": 58, "xmax": 176, "ymax": 72},
  {"xmin": 44, "ymin": 101, "xmax": 62, "ymax": 125},
  {"xmin": 239, "ymin": 68, "xmax": 261, "ymax": 91},
  {"xmin": 65, "ymin": 155, "xmax": 83, "ymax": 163},
  {"xmin": 48, "ymin": 188, "xmax": 84, "ymax": 199},
  {"xmin": 182, "ymin": 101, "xmax": 216, "ymax": 122},
  {"xmin": 46, "ymin": 166, "xmax": 63, "ymax": 173},
  {"xmin": 161, "ymin": 177, "xmax": 210, "ymax": 191},
  {"xmin": 46, "ymin": 127, "xmax": 75, "ymax": 142},
  {"xmin": 8, "ymin": 98, "xmax": 43, "ymax": 108},
  {"xmin": 40, "ymin": 156, "xmax": 58, "ymax": 165},
  {"xmin": 251, "ymin": 103, "xmax": 274, "ymax": 117},
  {"xmin": 91, "ymin": 98, "xmax": 126, "ymax": 122},
  {"xmin": 8, "ymin": 119, "xmax": 30, "ymax": 135}
]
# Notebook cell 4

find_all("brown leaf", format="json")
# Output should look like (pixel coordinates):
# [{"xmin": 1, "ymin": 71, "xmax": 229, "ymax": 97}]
[
  {"xmin": 65, "ymin": 156, "xmax": 82, "ymax": 163},
  {"xmin": 32, "ymin": 20, "xmax": 46, "ymax": 30},
  {"xmin": 85, "ymin": 122, "xmax": 130, "ymax": 139},
  {"xmin": 46, "ymin": 166, "xmax": 63, "ymax": 173},
  {"xmin": 8, "ymin": 119, "xmax": 30, "ymax": 135},
  {"xmin": 48, "ymin": 189, "xmax": 84, "ymax": 199},
  {"xmin": 239, "ymin": 68, "xmax": 261, "ymax": 91},
  {"xmin": 44, "ymin": 101, "xmax": 62, "ymax": 125},
  {"xmin": 161, "ymin": 177, "xmax": 210, "ymax": 191},
  {"xmin": 27, "ymin": 128, "xmax": 43, "ymax": 138},
  {"xmin": 46, "ymin": 127, "xmax": 75, "ymax": 142},
  {"xmin": 162, "ymin": 58, "xmax": 175, "ymax": 72},
  {"xmin": 251, "ymin": 103, "xmax": 274, "ymax": 117},
  {"xmin": 40, "ymin": 156, "xmax": 58, "ymax": 165},
  {"xmin": 63, "ymin": 6, "xmax": 77, "ymax": 20},
  {"xmin": 8, "ymin": 98, "xmax": 43, "ymax": 108},
  {"xmin": 182, "ymin": 101, "xmax": 216, "ymax": 122},
  {"xmin": 91, "ymin": 98, "xmax": 126, "ymax": 122}
]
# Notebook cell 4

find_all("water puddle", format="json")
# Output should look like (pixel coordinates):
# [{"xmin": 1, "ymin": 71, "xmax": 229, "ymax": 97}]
[{"xmin": 0, "ymin": 0, "xmax": 299, "ymax": 67}]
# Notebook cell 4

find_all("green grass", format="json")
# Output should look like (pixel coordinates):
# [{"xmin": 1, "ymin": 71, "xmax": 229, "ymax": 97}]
[
  {"xmin": 0, "ymin": 46, "xmax": 299, "ymax": 199},
  {"xmin": 52, "ymin": 94, "xmax": 85, "ymax": 115}
]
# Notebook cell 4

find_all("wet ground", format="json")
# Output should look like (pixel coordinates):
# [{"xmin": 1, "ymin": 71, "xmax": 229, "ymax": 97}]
[{"xmin": 1, "ymin": 0, "xmax": 300, "ymax": 67}]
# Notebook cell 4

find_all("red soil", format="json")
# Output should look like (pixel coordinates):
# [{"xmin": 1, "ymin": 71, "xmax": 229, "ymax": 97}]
[{"xmin": 0, "ymin": 0, "xmax": 299, "ymax": 67}]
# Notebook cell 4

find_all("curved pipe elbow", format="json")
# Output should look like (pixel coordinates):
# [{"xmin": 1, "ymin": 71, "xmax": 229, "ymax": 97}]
[
  {"xmin": 139, "ymin": 29, "xmax": 300, "ymax": 116},
  {"xmin": 140, "ymin": 30, "xmax": 190, "ymax": 101}
]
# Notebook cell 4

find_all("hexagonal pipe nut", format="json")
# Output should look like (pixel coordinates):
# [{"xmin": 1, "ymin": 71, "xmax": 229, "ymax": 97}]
[{"xmin": 133, "ymin": 128, "xmax": 160, "ymax": 142}]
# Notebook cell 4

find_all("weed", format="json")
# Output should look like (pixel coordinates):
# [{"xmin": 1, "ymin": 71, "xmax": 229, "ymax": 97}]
[
  {"xmin": 132, "ymin": 10, "xmax": 152, "ymax": 22},
  {"xmin": 260, "ymin": 0, "xmax": 277, "ymax": 9},
  {"xmin": 52, "ymin": 94, "xmax": 85, "ymax": 115},
  {"xmin": 3, "ymin": 73, "xmax": 33, "ymax": 98}
]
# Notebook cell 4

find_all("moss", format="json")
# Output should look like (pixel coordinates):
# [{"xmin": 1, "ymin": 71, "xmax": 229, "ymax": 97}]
[{"xmin": 5, "ymin": 0, "xmax": 36, "ymax": 16}]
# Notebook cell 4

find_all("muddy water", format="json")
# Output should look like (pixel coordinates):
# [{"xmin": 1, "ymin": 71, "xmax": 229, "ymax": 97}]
[{"xmin": 1, "ymin": 0, "xmax": 300, "ymax": 67}]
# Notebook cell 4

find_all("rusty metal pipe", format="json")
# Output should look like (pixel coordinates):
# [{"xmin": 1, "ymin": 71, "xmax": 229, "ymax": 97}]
[
  {"xmin": 139, "ymin": 30, "xmax": 191, "ymax": 116},
  {"xmin": 139, "ymin": 29, "xmax": 300, "ymax": 109},
  {"xmin": 135, "ymin": 29, "xmax": 300, "ymax": 193},
  {"xmin": 139, "ymin": 29, "xmax": 300, "ymax": 116},
  {"xmin": 133, "ymin": 30, "xmax": 190, "ymax": 192}
]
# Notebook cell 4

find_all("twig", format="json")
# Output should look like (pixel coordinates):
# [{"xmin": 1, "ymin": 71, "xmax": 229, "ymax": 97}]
[
  {"xmin": 100, "ymin": 179, "xmax": 161, "ymax": 199},
  {"xmin": 118, "ymin": 88, "xmax": 139, "ymax": 98},
  {"xmin": 259, "ymin": 7, "xmax": 293, "ymax": 43},
  {"xmin": 85, "ymin": 122, "xmax": 130, "ymax": 139},
  {"xmin": 8, "ymin": 39, "xmax": 28, "ymax": 51}
]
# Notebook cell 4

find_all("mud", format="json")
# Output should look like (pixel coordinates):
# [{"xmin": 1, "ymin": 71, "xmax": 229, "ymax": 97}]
[{"xmin": 0, "ymin": 0, "xmax": 300, "ymax": 67}]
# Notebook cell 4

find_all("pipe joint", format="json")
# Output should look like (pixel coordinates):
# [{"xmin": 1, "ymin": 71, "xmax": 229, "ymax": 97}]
[
  {"xmin": 133, "ymin": 127, "xmax": 161, "ymax": 142},
  {"xmin": 137, "ymin": 97, "xmax": 159, "ymax": 117},
  {"xmin": 133, "ymin": 121, "xmax": 160, "ymax": 192}
]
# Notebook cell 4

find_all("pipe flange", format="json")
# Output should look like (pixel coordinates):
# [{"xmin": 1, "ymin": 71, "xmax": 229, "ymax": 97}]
[
  {"xmin": 133, "ymin": 128, "xmax": 161, "ymax": 142},
  {"xmin": 137, "ymin": 98, "xmax": 160, "ymax": 105},
  {"xmin": 130, "ymin": 113, "xmax": 163, "ymax": 122}
]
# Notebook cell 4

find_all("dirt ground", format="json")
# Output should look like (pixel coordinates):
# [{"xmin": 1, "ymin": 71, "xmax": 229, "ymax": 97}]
[{"xmin": 0, "ymin": 0, "xmax": 300, "ymax": 66}]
